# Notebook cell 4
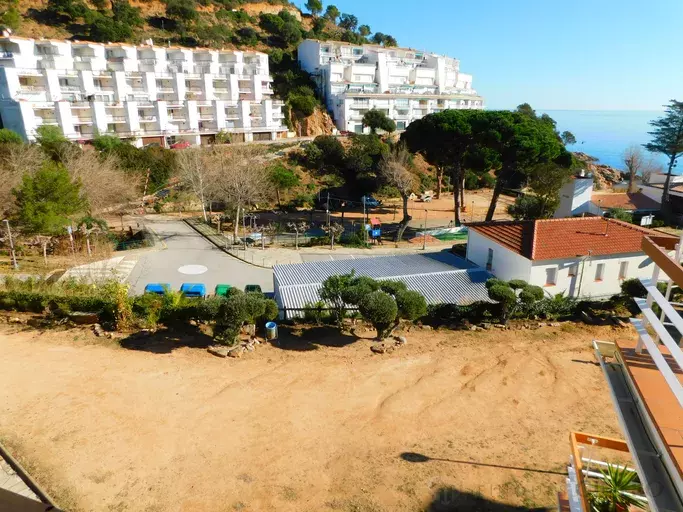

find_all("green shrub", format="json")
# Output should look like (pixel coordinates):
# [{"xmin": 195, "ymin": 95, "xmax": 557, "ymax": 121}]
[
  {"xmin": 620, "ymin": 278, "xmax": 647, "ymax": 298},
  {"xmin": 302, "ymin": 300, "xmax": 327, "ymax": 325},
  {"xmin": 359, "ymin": 291, "xmax": 398, "ymax": 340},
  {"xmin": 395, "ymin": 290, "xmax": 427, "ymax": 322},
  {"xmin": 341, "ymin": 276, "xmax": 379, "ymax": 306},
  {"xmin": 379, "ymin": 280, "xmax": 408, "ymax": 296}
]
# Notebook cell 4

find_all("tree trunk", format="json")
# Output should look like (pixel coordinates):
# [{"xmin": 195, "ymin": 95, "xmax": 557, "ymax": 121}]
[
  {"xmin": 42, "ymin": 242, "xmax": 47, "ymax": 266},
  {"xmin": 460, "ymin": 177, "xmax": 465, "ymax": 213},
  {"xmin": 435, "ymin": 166, "xmax": 443, "ymax": 199},
  {"xmin": 452, "ymin": 165, "xmax": 462, "ymax": 226},
  {"xmin": 276, "ymin": 188, "xmax": 281, "ymax": 207},
  {"xmin": 486, "ymin": 172, "xmax": 507, "ymax": 222},
  {"xmin": 661, "ymin": 154, "xmax": 677, "ymax": 221},
  {"xmin": 295, "ymin": 231, "xmax": 299, "ymax": 250},
  {"xmin": 233, "ymin": 205, "xmax": 240, "ymax": 242},
  {"xmin": 395, "ymin": 194, "xmax": 412, "ymax": 242},
  {"xmin": 330, "ymin": 232, "xmax": 334, "ymax": 250},
  {"xmin": 627, "ymin": 169, "xmax": 638, "ymax": 194}
]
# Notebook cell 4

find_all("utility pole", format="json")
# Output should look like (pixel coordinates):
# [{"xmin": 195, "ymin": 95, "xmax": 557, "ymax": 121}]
[
  {"xmin": 363, "ymin": 200, "xmax": 367, "ymax": 243},
  {"xmin": 3, "ymin": 219, "xmax": 18, "ymax": 271},
  {"xmin": 422, "ymin": 209, "xmax": 428, "ymax": 251}
]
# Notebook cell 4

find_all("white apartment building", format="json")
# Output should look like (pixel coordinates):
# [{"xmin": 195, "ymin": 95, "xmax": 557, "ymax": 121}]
[
  {"xmin": 0, "ymin": 36, "xmax": 288, "ymax": 146},
  {"xmin": 297, "ymin": 39, "xmax": 484, "ymax": 133}
]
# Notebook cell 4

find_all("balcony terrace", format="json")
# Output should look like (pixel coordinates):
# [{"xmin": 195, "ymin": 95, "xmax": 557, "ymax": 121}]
[{"xmin": 582, "ymin": 232, "xmax": 683, "ymax": 512}]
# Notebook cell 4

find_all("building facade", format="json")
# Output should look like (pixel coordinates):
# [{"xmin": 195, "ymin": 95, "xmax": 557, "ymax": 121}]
[
  {"xmin": 297, "ymin": 40, "xmax": 483, "ymax": 134},
  {"xmin": 466, "ymin": 217, "xmax": 674, "ymax": 299},
  {"xmin": 0, "ymin": 36, "xmax": 288, "ymax": 146}
]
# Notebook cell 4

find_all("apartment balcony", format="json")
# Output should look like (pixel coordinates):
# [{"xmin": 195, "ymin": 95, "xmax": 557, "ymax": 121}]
[
  {"xmin": 139, "ymin": 115, "xmax": 157, "ymax": 122},
  {"xmin": 166, "ymin": 100, "xmax": 183, "ymax": 108},
  {"xmin": 350, "ymin": 102, "xmax": 370, "ymax": 109},
  {"xmin": 93, "ymin": 87, "xmax": 115, "ymax": 94},
  {"xmin": 35, "ymin": 116, "xmax": 58, "ymax": 126},
  {"xmin": 272, "ymin": 100, "xmax": 285, "ymax": 107},
  {"xmin": 60, "ymin": 85, "xmax": 81, "ymax": 93},
  {"xmin": 225, "ymin": 111, "xmax": 240, "ymax": 121},
  {"xmin": 18, "ymin": 85, "xmax": 45, "ymax": 93},
  {"xmin": 218, "ymin": 66, "xmax": 234, "ymax": 75},
  {"xmin": 262, "ymin": 87, "xmax": 274, "ymax": 94},
  {"xmin": 16, "ymin": 68, "xmax": 43, "ymax": 76},
  {"xmin": 167, "ymin": 115, "xmax": 186, "ymax": 122},
  {"xmin": 72, "ymin": 116, "xmax": 93, "ymax": 125},
  {"xmin": 107, "ymin": 116, "xmax": 127, "ymax": 124},
  {"xmin": 156, "ymin": 86, "xmax": 175, "ymax": 93},
  {"xmin": 198, "ymin": 113, "xmax": 214, "ymax": 121},
  {"xmin": 186, "ymin": 87, "xmax": 202, "ymax": 93}
]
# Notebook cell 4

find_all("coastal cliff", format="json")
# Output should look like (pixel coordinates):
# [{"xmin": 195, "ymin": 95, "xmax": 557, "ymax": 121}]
[{"xmin": 573, "ymin": 152, "xmax": 627, "ymax": 190}]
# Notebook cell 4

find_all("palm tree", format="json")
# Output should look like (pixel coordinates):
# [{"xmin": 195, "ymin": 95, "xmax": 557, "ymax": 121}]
[{"xmin": 588, "ymin": 464, "xmax": 646, "ymax": 512}]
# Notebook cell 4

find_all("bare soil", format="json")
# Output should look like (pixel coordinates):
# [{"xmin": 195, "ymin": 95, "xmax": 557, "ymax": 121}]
[{"xmin": 0, "ymin": 322, "xmax": 632, "ymax": 512}]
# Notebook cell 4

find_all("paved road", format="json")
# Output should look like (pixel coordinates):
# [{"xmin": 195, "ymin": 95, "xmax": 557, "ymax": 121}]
[{"xmin": 127, "ymin": 219, "xmax": 274, "ymax": 295}]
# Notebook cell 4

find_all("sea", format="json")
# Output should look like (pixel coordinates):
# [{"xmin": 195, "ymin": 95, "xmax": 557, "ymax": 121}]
[{"xmin": 539, "ymin": 110, "xmax": 669, "ymax": 172}]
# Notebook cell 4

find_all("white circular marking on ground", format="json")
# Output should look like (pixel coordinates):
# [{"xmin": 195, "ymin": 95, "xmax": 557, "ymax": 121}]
[{"xmin": 178, "ymin": 264, "xmax": 208, "ymax": 275}]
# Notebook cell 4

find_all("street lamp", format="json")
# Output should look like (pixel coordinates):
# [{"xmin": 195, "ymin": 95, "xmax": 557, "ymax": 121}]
[
  {"xmin": 3, "ymin": 219, "xmax": 18, "ymax": 271},
  {"xmin": 422, "ymin": 209, "xmax": 428, "ymax": 251}
]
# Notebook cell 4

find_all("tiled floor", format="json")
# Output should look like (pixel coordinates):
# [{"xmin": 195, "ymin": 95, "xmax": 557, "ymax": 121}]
[
  {"xmin": 618, "ymin": 338, "xmax": 683, "ymax": 477},
  {"xmin": 0, "ymin": 457, "xmax": 39, "ymax": 502}
]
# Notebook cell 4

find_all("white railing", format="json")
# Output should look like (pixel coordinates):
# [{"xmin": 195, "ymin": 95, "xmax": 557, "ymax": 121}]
[{"xmin": 634, "ymin": 232, "xmax": 683, "ymax": 407}]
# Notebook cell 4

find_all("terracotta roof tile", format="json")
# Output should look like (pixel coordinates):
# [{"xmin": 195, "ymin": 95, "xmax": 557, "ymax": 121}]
[
  {"xmin": 591, "ymin": 192, "xmax": 660, "ymax": 211},
  {"xmin": 469, "ymin": 217, "xmax": 674, "ymax": 261}
]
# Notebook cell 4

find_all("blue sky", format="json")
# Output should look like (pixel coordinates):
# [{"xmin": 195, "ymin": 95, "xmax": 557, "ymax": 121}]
[{"xmin": 296, "ymin": 0, "xmax": 682, "ymax": 111}]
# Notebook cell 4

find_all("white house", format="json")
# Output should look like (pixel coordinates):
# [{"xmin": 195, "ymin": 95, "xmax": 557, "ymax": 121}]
[
  {"xmin": 297, "ymin": 39, "xmax": 484, "ymax": 134},
  {"xmin": 466, "ymin": 217, "xmax": 675, "ymax": 299},
  {"xmin": 554, "ymin": 173, "xmax": 660, "ymax": 219},
  {"xmin": 0, "ymin": 36, "xmax": 287, "ymax": 146}
]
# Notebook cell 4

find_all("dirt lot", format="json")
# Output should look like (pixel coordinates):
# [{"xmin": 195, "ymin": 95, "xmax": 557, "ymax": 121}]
[{"xmin": 0, "ymin": 322, "xmax": 632, "ymax": 512}]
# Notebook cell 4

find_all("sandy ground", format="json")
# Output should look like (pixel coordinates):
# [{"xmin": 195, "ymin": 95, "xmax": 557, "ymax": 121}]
[{"xmin": 0, "ymin": 322, "xmax": 633, "ymax": 512}]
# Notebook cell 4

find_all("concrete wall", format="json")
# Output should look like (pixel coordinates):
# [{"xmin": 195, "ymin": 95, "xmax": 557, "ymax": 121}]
[
  {"xmin": 555, "ymin": 177, "xmax": 594, "ymax": 218},
  {"xmin": 530, "ymin": 253, "xmax": 655, "ymax": 299},
  {"xmin": 466, "ymin": 230, "xmax": 533, "ymax": 282}
]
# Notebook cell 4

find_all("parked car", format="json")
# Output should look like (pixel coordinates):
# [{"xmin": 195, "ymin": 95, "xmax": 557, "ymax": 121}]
[
  {"xmin": 244, "ymin": 284, "xmax": 263, "ymax": 294},
  {"xmin": 180, "ymin": 283, "xmax": 206, "ymax": 298},
  {"xmin": 361, "ymin": 196, "xmax": 382, "ymax": 208},
  {"xmin": 144, "ymin": 283, "xmax": 170, "ymax": 295}
]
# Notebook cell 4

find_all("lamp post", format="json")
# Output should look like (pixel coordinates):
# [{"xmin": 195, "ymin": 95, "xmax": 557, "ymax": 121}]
[
  {"xmin": 422, "ymin": 209, "xmax": 428, "ymax": 251},
  {"xmin": 3, "ymin": 219, "xmax": 18, "ymax": 271}
]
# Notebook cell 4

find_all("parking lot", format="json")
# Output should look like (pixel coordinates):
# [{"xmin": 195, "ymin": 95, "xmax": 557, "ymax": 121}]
[{"xmin": 126, "ymin": 218, "xmax": 274, "ymax": 295}]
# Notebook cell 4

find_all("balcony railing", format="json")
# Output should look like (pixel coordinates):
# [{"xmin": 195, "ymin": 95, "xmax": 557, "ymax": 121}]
[
  {"xmin": 61, "ymin": 85, "xmax": 81, "ymax": 92},
  {"xmin": 107, "ymin": 116, "xmax": 127, "ymax": 123},
  {"xmin": 139, "ymin": 115, "xmax": 157, "ymax": 122}
]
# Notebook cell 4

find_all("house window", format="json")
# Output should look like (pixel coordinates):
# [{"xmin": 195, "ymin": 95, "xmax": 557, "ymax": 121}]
[
  {"xmin": 396, "ymin": 121, "xmax": 406, "ymax": 130},
  {"xmin": 619, "ymin": 261, "xmax": 629, "ymax": 280},
  {"xmin": 486, "ymin": 248, "xmax": 493, "ymax": 271},
  {"xmin": 545, "ymin": 267, "xmax": 557, "ymax": 286},
  {"xmin": 595, "ymin": 263, "xmax": 605, "ymax": 282},
  {"xmin": 354, "ymin": 124, "xmax": 364, "ymax": 134},
  {"xmin": 568, "ymin": 264, "xmax": 578, "ymax": 277}
]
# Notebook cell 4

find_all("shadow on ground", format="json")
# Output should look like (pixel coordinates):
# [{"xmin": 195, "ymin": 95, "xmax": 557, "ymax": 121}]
[
  {"xmin": 400, "ymin": 452, "xmax": 565, "ymax": 476},
  {"xmin": 424, "ymin": 487, "xmax": 549, "ymax": 512},
  {"xmin": 273, "ymin": 325, "xmax": 360, "ymax": 351},
  {"xmin": 119, "ymin": 324, "xmax": 213, "ymax": 354}
]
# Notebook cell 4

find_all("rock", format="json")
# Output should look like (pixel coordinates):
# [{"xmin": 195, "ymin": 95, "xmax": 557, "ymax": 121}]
[
  {"xmin": 422, "ymin": 325, "xmax": 432, "ymax": 331},
  {"xmin": 242, "ymin": 324, "xmax": 256, "ymax": 336},
  {"xmin": 494, "ymin": 323, "xmax": 506, "ymax": 329},
  {"xmin": 580, "ymin": 311, "xmax": 594, "ymax": 325},
  {"xmin": 469, "ymin": 325, "xmax": 478, "ymax": 331},
  {"xmin": 371, "ymin": 343, "xmax": 395, "ymax": 354},
  {"xmin": 69, "ymin": 312, "xmax": 100, "ymax": 325},
  {"xmin": 208, "ymin": 346, "xmax": 229, "ymax": 358},
  {"xmin": 27, "ymin": 318, "xmax": 44, "ymax": 328},
  {"xmin": 92, "ymin": 324, "xmax": 105, "ymax": 337},
  {"xmin": 244, "ymin": 343, "xmax": 255, "ymax": 352},
  {"xmin": 448, "ymin": 324, "xmax": 459, "ymax": 330},
  {"xmin": 537, "ymin": 322, "xmax": 547, "ymax": 328},
  {"xmin": 396, "ymin": 336, "xmax": 407, "ymax": 346},
  {"xmin": 228, "ymin": 346, "xmax": 244, "ymax": 358},
  {"xmin": 8, "ymin": 317, "xmax": 23, "ymax": 324},
  {"xmin": 481, "ymin": 323, "xmax": 491, "ymax": 330},
  {"xmin": 550, "ymin": 322, "xmax": 561, "ymax": 327}
]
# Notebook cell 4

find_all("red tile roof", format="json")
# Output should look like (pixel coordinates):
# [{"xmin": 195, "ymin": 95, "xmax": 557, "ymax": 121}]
[
  {"xmin": 591, "ymin": 192, "xmax": 660, "ymax": 211},
  {"xmin": 468, "ymin": 217, "xmax": 674, "ymax": 261}
]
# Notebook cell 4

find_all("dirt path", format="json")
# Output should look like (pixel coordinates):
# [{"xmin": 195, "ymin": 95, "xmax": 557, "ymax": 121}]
[{"xmin": 0, "ymin": 323, "xmax": 631, "ymax": 512}]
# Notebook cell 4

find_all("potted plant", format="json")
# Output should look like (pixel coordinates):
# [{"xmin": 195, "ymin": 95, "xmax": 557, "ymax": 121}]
[{"xmin": 588, "ymin": 463, "xmax": 646, "ymax": 512}]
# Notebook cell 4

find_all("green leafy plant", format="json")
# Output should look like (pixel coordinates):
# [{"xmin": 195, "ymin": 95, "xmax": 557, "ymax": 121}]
[
  {"xmin": 359, "ymin": 290, "xmax": 398, "ymax": 340},
  {"xmin": 486, "ymin": 278, "xmax": 543, "ymax": 324},
  {"xmin": 588, "ymin": 463, "xmax": 646, "ymax": 512}
]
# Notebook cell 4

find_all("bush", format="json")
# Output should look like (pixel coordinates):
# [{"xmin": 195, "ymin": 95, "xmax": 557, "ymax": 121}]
[
  {"xmin": 620, "ymin": 278, "xmax": 647, "ymax": 298},
  {"xmin": 395, "ymin": 290, "xmax": 427, "ymax": 322},
  {"xmin": 379, "ymin": 280, "xmax": 408, "ymax": 296},
  {"xmin": 342, "ymin": 276, "xmax": 379, "ymax": 306},
  {"xmin": 302, "ymin": 300, "xmax": 328, "ymax": 325},
  {"xmin": 359, "ymin": 291, "xmax": 398, "ymax": 340}
]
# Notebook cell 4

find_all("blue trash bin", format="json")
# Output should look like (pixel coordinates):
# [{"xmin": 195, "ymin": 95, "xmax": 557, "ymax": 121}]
[{"xmin": 265, "ymin": 321, "xmax": 278, "ymax": 340}]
